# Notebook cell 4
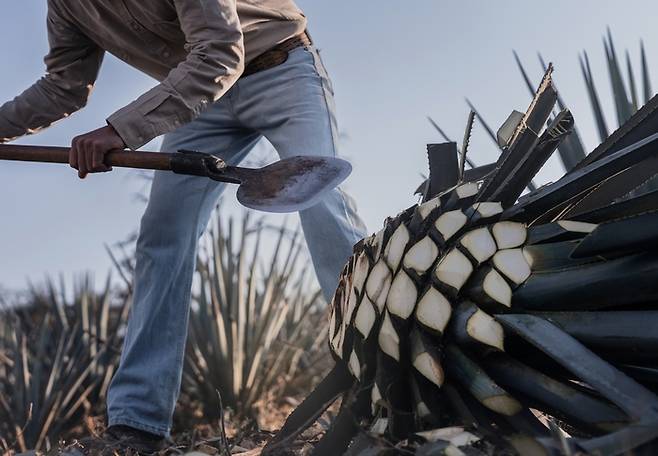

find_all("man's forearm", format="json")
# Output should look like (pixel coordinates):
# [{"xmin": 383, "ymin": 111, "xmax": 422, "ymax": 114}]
[{"xmin": 0, "ymin": 73, "xmax": 95, "ymax": 142}]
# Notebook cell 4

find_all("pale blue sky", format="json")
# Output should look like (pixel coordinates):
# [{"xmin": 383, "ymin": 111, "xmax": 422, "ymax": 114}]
[{"xmin": 1, "ymin": 1, "xmax": 657, "ymax": 291}]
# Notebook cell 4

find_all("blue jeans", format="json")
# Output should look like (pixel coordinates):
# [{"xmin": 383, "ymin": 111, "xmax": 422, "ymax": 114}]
[{"xmin": 106, "ymin": 46, "xmax": 367, "ymax": 436}]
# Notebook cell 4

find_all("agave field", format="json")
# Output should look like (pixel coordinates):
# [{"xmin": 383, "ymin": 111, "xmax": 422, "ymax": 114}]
[{"xmin": 0, "ymin": 213, "xmax": 328, "ymax": 455}]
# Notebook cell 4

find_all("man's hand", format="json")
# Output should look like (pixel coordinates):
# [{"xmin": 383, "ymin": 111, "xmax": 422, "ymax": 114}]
[{"xmin": 69, "ymin": 125, "xmax": 126, "ymax": 179}]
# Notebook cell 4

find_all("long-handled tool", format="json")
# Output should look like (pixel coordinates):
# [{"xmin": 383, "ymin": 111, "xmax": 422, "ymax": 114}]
[{"xmin": 0, "ymin": 144, "xmax": 352, "ymax": 213}]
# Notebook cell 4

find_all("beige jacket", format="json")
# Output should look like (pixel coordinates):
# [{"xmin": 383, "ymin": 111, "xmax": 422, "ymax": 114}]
[{"xmin": 0, "ymin": 0, "xmax": 307, "ymax": 150}]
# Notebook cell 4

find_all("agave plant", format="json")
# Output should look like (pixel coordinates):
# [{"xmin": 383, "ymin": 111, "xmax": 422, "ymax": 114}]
[
  {"xmin": 0, "ymin": 275, "xmax": 128, "ymax": 453},
  {"xmin": 183, "ymin": 211, "xmax": 328, "ymax": 421},
  {"xmin": 429, "ymin": 30, "xmax": 654, "ymax": 178},
  {"xmin": 268, "ymin": 67, "xmax": 658, "ymax": 455}
]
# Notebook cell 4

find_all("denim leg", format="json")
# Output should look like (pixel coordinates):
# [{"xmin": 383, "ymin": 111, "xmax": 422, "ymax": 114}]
[
  {"xmin": 234, "ymin": 47, "xmax": 368, "ymax": 300},
  {"xmin": 107, "ymin": 99, "xmax": 261, "ymax": 436}
]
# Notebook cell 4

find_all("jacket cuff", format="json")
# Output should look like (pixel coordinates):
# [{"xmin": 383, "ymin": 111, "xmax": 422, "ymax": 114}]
[{"xmin": 106, "ymin": 107, "xmax": 151, "ymax": 151}]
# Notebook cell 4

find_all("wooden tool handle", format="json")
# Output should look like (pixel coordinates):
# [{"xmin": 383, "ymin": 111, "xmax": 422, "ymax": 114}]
[{"xmin": 0, "ymin": 144, "xmax": 172, "ymax": 171}]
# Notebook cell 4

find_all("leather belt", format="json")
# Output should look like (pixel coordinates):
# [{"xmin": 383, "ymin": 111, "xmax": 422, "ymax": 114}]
[{"xmin": 241, "ymin": 32, "xmax": 313, "ymax": 78}]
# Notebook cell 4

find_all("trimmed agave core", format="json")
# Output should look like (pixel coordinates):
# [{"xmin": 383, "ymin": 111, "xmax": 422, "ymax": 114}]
[
  {"xmin": 268, "ymin": 65, "xmax": 658, "ymax": 456},
  {"xmin": 328, "ymin": 182, "xmax": 539, "ymax": 422}
]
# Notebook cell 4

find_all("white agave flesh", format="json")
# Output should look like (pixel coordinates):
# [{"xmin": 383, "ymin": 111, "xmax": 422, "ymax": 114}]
[
  {"xmin": 415, "ymin": 287, "xmax": 452, "ymax": 333},
  {"xmin": 372, "ymin": 228, "xmax": 385, "ymax": 260},
  {"xmin": 483, "ymin": 269, "xmax": 512, "ymax": 307},
  {"xmin": 330, "ymin": 330, "xmax": 342, "ymax": 358},
  {"xmin": 415, "ymin": 427, "xmax": 480, "ymax": 447},
  {"xmin": 335, "ymin": 320, "xmax": 346, "ymax": 358},
  {"xmin": 417, "ymin": 196, "xmax": 441, "ymax": 219},
  {"xmin": 371, "ymin": 384, "xmax": 383, "ymax": 415},
  {"xmin": 493, "ymin": 249, "xmax": 531, "ymax": 285},
  {"xmin": 416, "ymin": 400, "xmax": 432, "ymax": 419},
  {"xmin": 466, "ymin": 307, "xmax": 505, "ymax": 351},
  {"xmin": 460, "ymin": 228, "xmax": 497, "ymax": 264},
  {"xmin": 413, "ymin": 352, "xmax": 445, "ymax": 387},
  {"xmin": 366, "ymin": 260, "xmax": 392, "ymax": 312},
  {"xmin": 435, "ymin": 210, "xmax": 468, "ymax": 242},
  {"xmin": 385, "ymin": 224, "xmax": 410, "ymax": 271},
  {"xmin": 352, "ymin": 251, "xmax": 371, "ymax": 294},
  {"xmin": 522, "ymin": 247, "xmax": 534, "ymax": 268},
  {"xmin": 435, "ymin": 248, "xmax": 473, "ymax": 291},
  {"xmin": 370, "ymin": 418, "xmax": 389, "ymax": 436},
  {"xmin": 328, "ymin": 308, "xmax": 338, "ymax": 340},
  {"xmin": 557, "ymin": 220, "xmax": 597, "ymax": 233},
  {"xmin": 482, "ymin": 395, "xmax": 523, "ymax": 416},
  {"xmin": 403, "ymin": 236, "xmax": 439, "ymax": 274},
  {"xmin": 339, "ymin": 278, "xmax": 350, "ymax": 317},
  {"xmin": 378, "ymin": 311, "xmax": 400, "ymax": 361},
  {"xmin": 344, "ymin": 286, "xmax": 359, "ymax": 326},
  {"xmin": 386, "ymin": 271, "xmax": 418, "ymax": 320},
  {"xmin": 348, "ymin": 350, "xmax": 361, "ymax": 378},
  {"xmin": 492, "ymin": 222, "xmax": 527, "ymax": 249},
  {"xmin": 456, "ymin": 182, "xmax": 479, "ymax": 199},
  {"xmin": 354, "ymin": 295, "xmax": 377, "ymax": 338},
  {"xmin": 471, "ymin": 202, "xmax": 503, "ymax": 219}
]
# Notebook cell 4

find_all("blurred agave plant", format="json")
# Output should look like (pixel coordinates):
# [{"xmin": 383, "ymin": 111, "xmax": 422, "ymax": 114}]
[
  {"xmin": 0, "ymin": 276, "xmax": 128, "ymax": 453},
  {"xmin": 183, "ymin": 211, "xmax": 327, "ymax": 421}
]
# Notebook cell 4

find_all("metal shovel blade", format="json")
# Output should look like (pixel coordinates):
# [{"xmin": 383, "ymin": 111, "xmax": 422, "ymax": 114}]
[{"xmin": 236, "ymin": 156, "xmax": 352, "ymax": 213}]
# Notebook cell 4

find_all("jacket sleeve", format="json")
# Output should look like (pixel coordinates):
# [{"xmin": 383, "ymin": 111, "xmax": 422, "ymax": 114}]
[
  {"xmin": 107, "ymin": 0, "xmax": 245, "ymax": 150},
  {"xmin": 0, "ymin": 3, "xmax": 105, "ymax": 143}
]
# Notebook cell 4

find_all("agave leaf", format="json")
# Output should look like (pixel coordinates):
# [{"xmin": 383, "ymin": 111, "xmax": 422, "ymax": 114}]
[
  {"xmin": 641, "ymin": 40, "xmax": 653, "ymax": 104},
  {"xmin": 426, "ymin": 117, "xmax": 477, "ymax": 170},
  {"xmin": 183, "ymin": 213, "xmax": 324, "ymax": 419},
  {"xmin": 537, "ymin": 53, "xmax": 587, "ymax": 169},
  {"xmin": 604, "ymin": 29, "xmax": 633, "ymax": 125},
  {"xmin": 0, "ymin": 275, "xmax": 126, "ymax": 450},
  {"xmin": 515, "ymin": 51, "xmax": 586, "ymax": 171},
  {"xmin": 464, "ymin": 98, "xmax": 501, "ymax": 149},
  {"xmin": 460, "ymin": 111, "xmax": 476, "ymax": 179},
  {"xmin": 580, "ymin": 51, "xmax": 610, "ymax": 143},
  {"xmin": 514, "ymin": 51, "xmax": 535, "ymax": 95},
  {"xmin": 626, "ymin": 50, "xmax": 639, "ymax": 112},
  {"xmin": 427, "ymin": 116, "xmax": 453, "ymax": 144}
]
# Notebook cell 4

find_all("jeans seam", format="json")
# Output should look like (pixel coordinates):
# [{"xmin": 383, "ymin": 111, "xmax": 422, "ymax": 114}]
[{"xmin": 308, "ymin": 48, "xmax": 360, "ymax": 243}]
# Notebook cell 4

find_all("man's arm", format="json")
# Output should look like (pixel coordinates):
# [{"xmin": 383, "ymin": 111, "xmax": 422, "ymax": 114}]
[
  {"xmin": 0, "ymin": 3, "xmax": 104, "ymax": 143},
  {"xmin": 107, "ymin": 0, "xmax": 245, "ymax": 151},
  {"xmin": 73, "ymin": 0, "xmax": 245, "ymax": 178}
]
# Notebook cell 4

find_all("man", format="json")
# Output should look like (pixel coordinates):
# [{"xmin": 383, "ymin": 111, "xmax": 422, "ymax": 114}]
[{"xmin": 0, "ymin": 1, "xmax": 366, "ymax": 453}]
